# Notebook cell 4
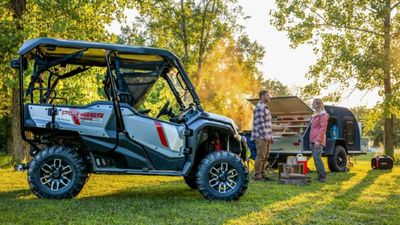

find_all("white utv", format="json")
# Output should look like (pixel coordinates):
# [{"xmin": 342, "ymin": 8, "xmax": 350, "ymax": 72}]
[{"xmin": 11, "ymin": 38, "xmax": 249, "ymax": 200}]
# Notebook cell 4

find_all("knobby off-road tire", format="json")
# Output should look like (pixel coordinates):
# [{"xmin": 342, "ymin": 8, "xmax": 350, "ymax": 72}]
[
  {"xmin": 328, "ymin": 145, "xmax": 348, "ymax": 172},
  {"xmin": 196, "ymin": 151, "xmax": 249, "ymax": 201},
  {"xmin": 28, "ymin": 146, "xmax": 88, "ymax": 199}
]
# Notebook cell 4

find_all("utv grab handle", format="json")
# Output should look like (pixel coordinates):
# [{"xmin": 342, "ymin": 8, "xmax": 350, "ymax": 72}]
[{"xmin": 10, "ymin": 58, "xmax": 27, "ymax": 70}]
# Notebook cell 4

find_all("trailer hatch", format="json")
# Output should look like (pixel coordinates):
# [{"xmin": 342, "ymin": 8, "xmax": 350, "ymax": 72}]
[{"xmin": 248, "ymin": 96, "xmax": 313, "ymax": 115}]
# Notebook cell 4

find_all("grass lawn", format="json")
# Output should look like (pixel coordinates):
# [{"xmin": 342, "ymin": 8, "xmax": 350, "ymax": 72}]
[{"xmin": 0, "ymin": 153, "xmax": 399, "ymax": 225}]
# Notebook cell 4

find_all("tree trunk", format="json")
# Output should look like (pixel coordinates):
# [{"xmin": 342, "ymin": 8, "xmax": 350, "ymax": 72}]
[
  {"xmin": 383, "ymin": 0, "xmax": 394, "ymax": 157},
  {"xmin": 195, "ymin": 0, "xmax": 216, "ymax": 86},
  {"xmin": 195, "ymin": 0, "xmax": 211, "ymax": 84},
  {"xmin": 11, "ymin": 88, "xmax": 28, "ymax": 162},
  {"xmin": 180, "ymin": 0, "xmax": 189, "ymax": 63},
  {"xmin": 10, "ymin": 0, "xmax": 29, "ymax": 162}
]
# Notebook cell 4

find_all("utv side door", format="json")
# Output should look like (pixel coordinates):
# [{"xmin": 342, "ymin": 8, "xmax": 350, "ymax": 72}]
[{"xmin": 122, "ymin": 108, "xmax": 186, "ymax": 171}]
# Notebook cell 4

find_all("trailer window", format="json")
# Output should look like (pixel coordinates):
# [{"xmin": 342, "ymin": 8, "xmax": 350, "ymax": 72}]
[{"xmin": 344, "ymin": 120, "xmax": 355, "ymax": 145}]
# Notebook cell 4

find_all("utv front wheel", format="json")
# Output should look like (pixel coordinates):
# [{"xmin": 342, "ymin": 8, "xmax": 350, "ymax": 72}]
[
  {"xmin": 196, "ymin": 151, "xmax": 249, "ymax": 201},
  {"xmin": 28, "ymin": 146, "xmax": 88, "ymax": 199}
]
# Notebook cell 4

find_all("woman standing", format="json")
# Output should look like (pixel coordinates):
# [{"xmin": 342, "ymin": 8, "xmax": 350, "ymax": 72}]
[{"xmin": 310, "ymin": 98, "xmax": 329, "ymax": 182}]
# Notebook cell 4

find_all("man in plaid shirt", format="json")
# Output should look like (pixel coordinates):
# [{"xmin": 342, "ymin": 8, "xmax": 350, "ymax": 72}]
[{"xmin": 251, "ymin": 90, "xmax": 273, "ymax": 181}]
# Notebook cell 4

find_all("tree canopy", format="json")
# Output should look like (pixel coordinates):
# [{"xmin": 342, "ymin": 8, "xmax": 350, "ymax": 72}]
[
  {"xmin": 0, "ymin": 0, "xmax": 292, "ymax": 160},
  {"xmin": 120, "ymin": 0, "xmax": 275, "ymax": 129}
]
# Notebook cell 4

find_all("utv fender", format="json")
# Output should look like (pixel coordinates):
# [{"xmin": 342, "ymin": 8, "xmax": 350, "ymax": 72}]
[
  {"xmin": 189, "ymin": 119, "xmax": 236, "ymax": 138},
  {"xmin": 190, "ymin": 123, "xmax": 240, "ymax": 151},
  {"xmin": 186, "ymin": 120, "xmax": 244, "ymax": 173}
]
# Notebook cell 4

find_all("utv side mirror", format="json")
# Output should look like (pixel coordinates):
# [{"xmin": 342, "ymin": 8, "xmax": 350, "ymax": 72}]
[{"xmin": 10, "ymin": 58, "xmax": 27, "ymax": 70}]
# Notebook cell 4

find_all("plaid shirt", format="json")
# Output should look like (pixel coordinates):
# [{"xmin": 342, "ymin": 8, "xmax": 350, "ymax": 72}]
[{"xmin": 251, "ymin": 101, "xmax": 272, "ymax": 140}]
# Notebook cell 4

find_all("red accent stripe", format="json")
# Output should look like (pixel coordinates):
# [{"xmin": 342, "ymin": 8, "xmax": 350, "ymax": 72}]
[
  {"xmin": 155, "ymin": 121, "xmax": 168, "ymax": 148},
  {"xmin": 72, "ymin": 115, "xmax": 80, "ymax": 125}
]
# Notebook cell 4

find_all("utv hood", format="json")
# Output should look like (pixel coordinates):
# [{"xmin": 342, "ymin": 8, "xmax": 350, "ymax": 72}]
[
  {"xmin": 206, "ymin": 112, "xmax": 240, "ymax": 134},
  {"xmin": 248, "ymin": 96, "xmax": 313, "ymax": 115}
]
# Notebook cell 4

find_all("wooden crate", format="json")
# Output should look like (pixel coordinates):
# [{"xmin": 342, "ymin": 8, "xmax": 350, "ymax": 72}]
[{"xmin": 278, "ymin": 163, "xmax": 303, "ymax": 178}]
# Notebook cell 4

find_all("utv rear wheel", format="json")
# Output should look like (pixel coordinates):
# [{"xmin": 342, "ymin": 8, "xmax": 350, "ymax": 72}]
[
  {"xmin": 328, "ymin": 145, "xmax": 348, "ymax": 172},
  {"xmin": 196, "ymin": 151, "xmax": 249, "ymax": 201},
  {"xmin": 28, "ymin": 146, "xmax": 87, "ymax": 199}
]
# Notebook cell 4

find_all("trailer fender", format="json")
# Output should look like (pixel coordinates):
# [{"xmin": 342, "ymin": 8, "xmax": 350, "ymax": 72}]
[{"xmin": 324, "ymin": 138, "xmax": 347, "ymax": 155}]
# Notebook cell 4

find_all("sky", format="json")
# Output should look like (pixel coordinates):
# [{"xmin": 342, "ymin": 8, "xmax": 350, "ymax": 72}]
[{"xmin": 108, "ymin": 1, "xmax": 381, "ymax": 108}]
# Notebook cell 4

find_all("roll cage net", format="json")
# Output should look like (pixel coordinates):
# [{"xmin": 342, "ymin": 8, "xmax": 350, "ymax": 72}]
[
  {"xmin": 105, "ymin": 58, "xmax": 166, "ymax": 107},
  {"xmin": 24, "ymin": 48, "xmax": 166, "ymax": 107}
]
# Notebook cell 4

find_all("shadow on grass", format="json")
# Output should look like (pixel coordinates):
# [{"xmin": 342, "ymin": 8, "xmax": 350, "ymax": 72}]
[
  {"xmin": 82, "ymin": 179, "xmax": 202, "ymax": 200},
  {"xmin": 222, "ymin": 171, "xmax": 357, "ymax": 225},
  {"xmin": 0, "ymin": 189, "xmax": 32, "ymax": 199},
  {"xmin": 298, "ymin": 169, "xmax": 395, "ymax": 224},
  {"xmin": 0, "ymin": 172, "xmax": 356, "ymax": 225},
  {"xmin": 75, "ymin": 172, "xmax": 356, "ymax": 224}
]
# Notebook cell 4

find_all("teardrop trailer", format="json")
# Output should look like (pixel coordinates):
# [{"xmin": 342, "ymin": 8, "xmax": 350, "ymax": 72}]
[
  {"xmin": 243, "ymin": 96, "xmax": 367, "ymax": 172},
  {"xmin": 11, "ymin": 38, "xmax": 249, "ymax": 200}
]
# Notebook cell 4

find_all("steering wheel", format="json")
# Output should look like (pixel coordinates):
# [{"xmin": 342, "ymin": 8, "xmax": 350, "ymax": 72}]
[{"xmin": 156, "ymin": 100, "xmax": 171, "ymax": 118}]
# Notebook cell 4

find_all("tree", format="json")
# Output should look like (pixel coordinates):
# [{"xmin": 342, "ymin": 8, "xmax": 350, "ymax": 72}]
[
  {"xmin": 260, "ymin": 79, "xmax": 292, "ymax": 97},
  {"xmin": 120, "ymin": 0, "xmax": 267, "ymax": 130},
  {"xmin": 0, "ymin": 0, "xmax": 131, "ymax": 161},
  {"xmin": 352, "ymin": 106, "xmax": 400, "ymax": 148},
  {"xmin": 272, "ymin": 0, "xmax": 400, "ymax": 157},
  {"xmin": 120, "ymin": 0, "xmax": 243, "ymax": 81},
  {"xmin": 197, "ymin": 37, "xmax": 264, "ymax": 130}
]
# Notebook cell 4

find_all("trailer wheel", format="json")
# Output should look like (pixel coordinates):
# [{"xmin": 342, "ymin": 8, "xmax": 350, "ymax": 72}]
[
  {"xmin": 28, "ymin": 146, "xmax": 88, "ymax": 199},
  {"xmin": 196, "ymin": 151, "xmax": 248, "ymax": 200},
  {"xmin": 328, "ymin": 145, "xmax": 348, "ymax": 172}
]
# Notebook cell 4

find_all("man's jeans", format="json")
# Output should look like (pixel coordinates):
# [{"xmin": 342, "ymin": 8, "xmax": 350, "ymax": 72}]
[{"xmin": 311, "ymin": 143, "xmax": 326, "ymax": 175}]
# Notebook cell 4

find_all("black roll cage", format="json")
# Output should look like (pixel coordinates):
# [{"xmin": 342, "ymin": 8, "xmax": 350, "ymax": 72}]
[{"xmin": 16, "ymin": 45, "xmax": 203, "ymax": 150}]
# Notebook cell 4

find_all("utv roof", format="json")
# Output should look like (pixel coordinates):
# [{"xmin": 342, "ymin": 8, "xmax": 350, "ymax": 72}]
[
  {"xmin": 17, "ymin": 38, "xmax": 179, "ymax": 63},
  {"xmin": 248, "ymin": 96, "xmax": 313, "ymax": 115}
]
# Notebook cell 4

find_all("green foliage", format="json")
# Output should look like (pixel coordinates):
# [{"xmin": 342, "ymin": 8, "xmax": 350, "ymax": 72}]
[
  {"xmin": 48, "ymin": 66, "xmax": 107, "ymax": 106},
  {"xmin": 120, "ymin": 0, "xmax": 244, "ymax": 76},
  {"xmin": 235, "ymin": 35, "xmax": 266, "ymax": 80},
  {"xmin": 271, "ymin": 0, "xmax": 400, "ymax": 108},
  {"xmin": 0, "ymin": 0, "xmax": 133, "ymax": 115},
  {"xmin": 352, "ymin": 106, "xmax": 400, "ymax": 147},
  {"xmin": 260, "ymin": 79, "xmax": 292, "ymax": 97},
  {"xmin": 141, "ymin": 79, "xmax": 179, "ymax": 119}
]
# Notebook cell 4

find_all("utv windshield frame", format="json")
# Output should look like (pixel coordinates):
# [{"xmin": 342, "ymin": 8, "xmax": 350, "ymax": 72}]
[{"xmin": 14, "ymin": 38, "xmax": 202, "ymax": 144}]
